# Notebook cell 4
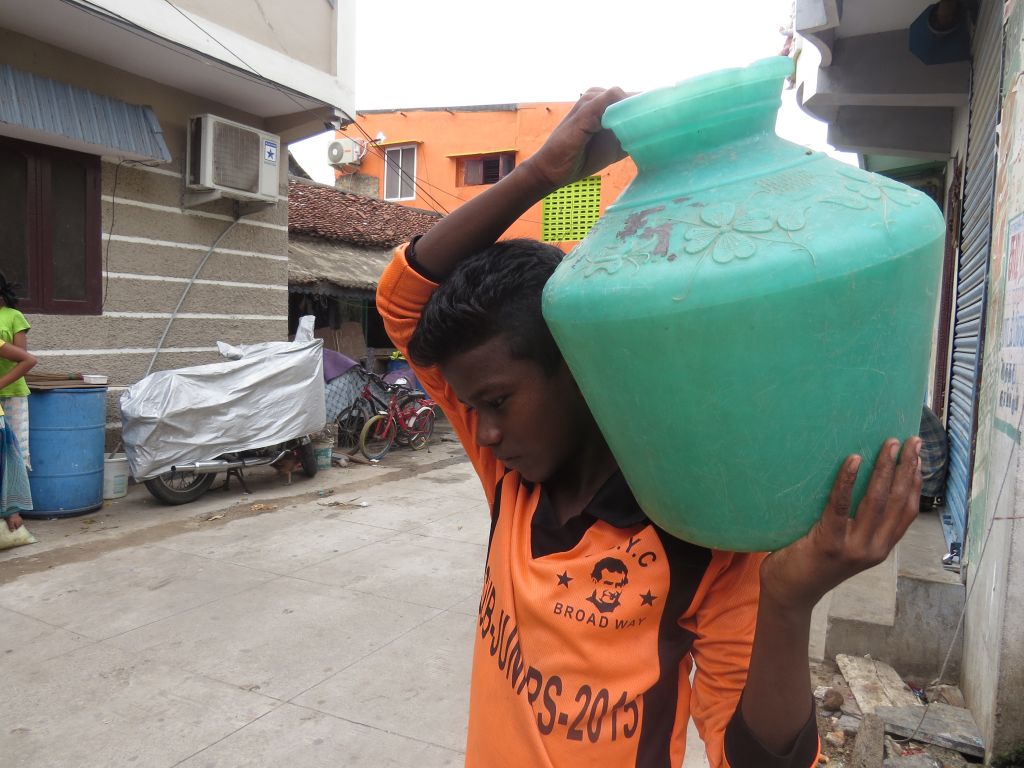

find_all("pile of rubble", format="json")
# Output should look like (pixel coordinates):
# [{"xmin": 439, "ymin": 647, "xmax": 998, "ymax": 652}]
[{"xmin": 814, "ymin": 654, "xmax": 983, "ymax": 767}]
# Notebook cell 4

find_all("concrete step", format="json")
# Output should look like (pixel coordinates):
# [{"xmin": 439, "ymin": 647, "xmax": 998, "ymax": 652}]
[{"xmin": 823, "ymin": 511, "xmax": 965, "ymax": 683}]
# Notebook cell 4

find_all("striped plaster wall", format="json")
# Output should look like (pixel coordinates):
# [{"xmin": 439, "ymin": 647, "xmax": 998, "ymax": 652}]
[{"xmin": 26, "ymin": 160, "xmax": 290, "ymax": 447}]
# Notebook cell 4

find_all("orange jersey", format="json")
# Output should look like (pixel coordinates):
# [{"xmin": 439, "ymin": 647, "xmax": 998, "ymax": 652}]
[{"xmin": 377, "ymin": 243, "xmax": 819, "ymax": 768}]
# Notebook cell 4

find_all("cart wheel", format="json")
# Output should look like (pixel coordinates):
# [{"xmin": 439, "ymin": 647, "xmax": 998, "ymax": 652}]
[
  {"xmin": 144, "ymin": 471, "xmax": 216, "ymax": 505},
  {"xmin": 298, "ymin": 442, "xmax": 318, "ymax": 478}
]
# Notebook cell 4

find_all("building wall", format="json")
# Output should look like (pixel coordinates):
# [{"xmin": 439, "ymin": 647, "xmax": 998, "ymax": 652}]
[
  {"xmin": 346, "ymin": 105, "xmax": 637, "ymax": 248},
  {"xmin": 335, "ymin": 171, "xmax": 379, "ymax": 198},
  {"xmin": 79, "ymin": 0, "xmax": 353, "ymax": 114},
  {"xmin": 1, "ymin": 28, "xmax": 290, "ymax": 445},
  {"xmin": 173, "ymin": 0, "xmax": 337, "ymax": 74},
  {"xmin": 962, "ymin": 45, "xmax": 1024, "ymax": 759}
]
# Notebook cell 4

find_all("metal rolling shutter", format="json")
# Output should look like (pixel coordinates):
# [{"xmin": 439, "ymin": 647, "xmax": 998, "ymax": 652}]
[{"xmin": 944, "ymin": 0, "xmax": 1004, "ymax": 560}]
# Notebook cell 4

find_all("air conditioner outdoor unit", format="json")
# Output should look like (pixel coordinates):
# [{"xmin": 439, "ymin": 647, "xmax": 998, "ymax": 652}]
[
  {"xmin": 327, "ymin": 137, "xmax": 367, "ymax": 167},
  {"xmin": 186, "ymin": 114, "xmax": 280, "ymax": 205}
]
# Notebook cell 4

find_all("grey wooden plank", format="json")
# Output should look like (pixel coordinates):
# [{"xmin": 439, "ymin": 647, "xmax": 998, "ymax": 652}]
[{"xmin": 875, "ymin": 703, "xmax": 985, "ymax": 758}]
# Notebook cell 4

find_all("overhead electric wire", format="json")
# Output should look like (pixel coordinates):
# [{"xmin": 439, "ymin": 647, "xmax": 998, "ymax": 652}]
[
  {"xmin": 59, "ymin": 0, "xmax": 317, "ymax": 111},
  {"xmin": 341, "ymin": 120, "xmax": 451, "ymax": 214},
  {"xmin": 82, "ymin": 0, "xmax": 535, "ymax": 220},
  {"xmin": 159, "ymin": 0, "xmax": 451, "ymax": 216},
  {"xmin": 64, "ymin": 0, "xmax": 542, "ymax": 221},
  {"xmin": 387, "ymin": 169, "xmax": 545, "ymax": 226},
  {"xmin": 161, "ymin": 0, "xmax": 265, "ymax": 78},
  {"xmin": 339, "ymin": 118, "xmax": 553, "ymax": 225}
]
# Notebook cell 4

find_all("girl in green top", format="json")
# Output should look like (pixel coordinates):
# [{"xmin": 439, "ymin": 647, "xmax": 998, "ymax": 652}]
[
  {"xmin": 0, "ymin": 337, "xmax": 36, "ymax": 536},
  {"xmin": 0, "ymin": 274, "xmax": 31, "ymax": 470}
]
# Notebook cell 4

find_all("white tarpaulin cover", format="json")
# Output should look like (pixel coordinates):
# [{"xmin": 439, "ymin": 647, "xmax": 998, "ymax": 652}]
[{"xmin": 120, "ymin": 331, "xmax": 326, "ymax": 480}]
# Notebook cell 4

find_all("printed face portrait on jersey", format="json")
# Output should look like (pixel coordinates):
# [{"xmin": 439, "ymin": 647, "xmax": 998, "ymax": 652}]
[{"xmin": 587, "ymin": 557, "xmax": 629, "ymax": 614}]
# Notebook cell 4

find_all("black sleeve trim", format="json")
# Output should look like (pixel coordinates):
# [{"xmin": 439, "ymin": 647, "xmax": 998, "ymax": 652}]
[
  {"xmin": 485, "ymin": 469, "xmax": 512, "ymax": 560},
  {"xmin": 723, "ymin": 695, "xmax": 819, "ymax": 768},
  {"xmin": 404, "ymin": 235, "xmax": 444, "ymax": 284}
]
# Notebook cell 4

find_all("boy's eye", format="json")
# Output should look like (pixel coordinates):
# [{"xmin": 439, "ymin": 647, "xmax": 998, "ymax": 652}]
[{"xmin": 487, "ymin": 396, "xmax": 507, "ymax": 410}]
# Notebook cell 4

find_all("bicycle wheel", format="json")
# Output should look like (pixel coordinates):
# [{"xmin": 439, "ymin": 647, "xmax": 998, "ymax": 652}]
[
  {"xmin": 394, "ymin": 397, "xmax": 417, "ymax": 447},
  {"xmin": 395, "ymin": 394, "xmax": 430, "ymax": 446},
  {"xmin": 407, "ymin": 406, "xmax": 435, "ymax": 450},
  {"xmin": 336, "ymin": 402, "xmax": 369, "ymax": 453},
  {"xmin": 360, "ymin": 413, "xmax": 396, "ymax": 460}
]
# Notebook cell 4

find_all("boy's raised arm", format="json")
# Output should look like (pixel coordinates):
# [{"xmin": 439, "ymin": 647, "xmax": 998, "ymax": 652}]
[{"xmin": 412, "ymin": 87, "xmax": 628, "ymax": 281}]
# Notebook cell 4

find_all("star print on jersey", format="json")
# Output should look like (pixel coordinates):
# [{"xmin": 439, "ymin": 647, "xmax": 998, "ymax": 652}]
[
  {"xmin": 640, "ymin": 590, "xmax": 657, "ymax": 606},
  {"xmin": 557, "ymin": 571, "xmax": 572, "ymax": 588}
]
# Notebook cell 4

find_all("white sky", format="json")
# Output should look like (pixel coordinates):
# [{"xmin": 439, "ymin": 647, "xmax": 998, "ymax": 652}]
[
  {"xmin": 291, "ymin": 0, "xmax": 854, "ymax": 184},
  {"xmin": 354, "ymin": 0, "xmax": 794, "ymax": 108}
]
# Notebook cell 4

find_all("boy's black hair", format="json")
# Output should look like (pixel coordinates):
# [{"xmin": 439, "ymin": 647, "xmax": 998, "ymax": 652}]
[
  {"xmin": 0, "ymin": 273, "xmax": 19, "ymax": 309},
  {"xmin": 408, "ymin": 239, "xmax": 565, "ymax": 374}
]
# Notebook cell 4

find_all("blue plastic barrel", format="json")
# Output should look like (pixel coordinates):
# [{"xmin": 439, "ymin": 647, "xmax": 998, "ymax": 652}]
[{"xmin": 24, "ymin": 388, "xmax": 106, "ymax": 518}]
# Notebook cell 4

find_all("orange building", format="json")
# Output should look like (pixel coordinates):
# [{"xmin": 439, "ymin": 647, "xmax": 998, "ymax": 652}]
[{"xmin": 335, "ymin": 103, "xmax": 637, "ymax": 249}]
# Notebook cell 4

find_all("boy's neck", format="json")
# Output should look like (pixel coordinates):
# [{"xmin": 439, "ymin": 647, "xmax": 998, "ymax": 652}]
[{"xmin": 545, "ymin": 423, "xmax": 619, "ymax": 526}]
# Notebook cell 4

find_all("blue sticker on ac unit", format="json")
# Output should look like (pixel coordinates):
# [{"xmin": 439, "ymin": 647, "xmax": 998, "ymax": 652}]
[{"xmin": 264, "ymin": 140, "xmax": 278, "ymax": 164}]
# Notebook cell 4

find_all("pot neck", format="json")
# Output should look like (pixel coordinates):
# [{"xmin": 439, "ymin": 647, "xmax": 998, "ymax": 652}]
[{"xmin": 603, "ymin": 57, "xmax": 794, "ymax": 171}]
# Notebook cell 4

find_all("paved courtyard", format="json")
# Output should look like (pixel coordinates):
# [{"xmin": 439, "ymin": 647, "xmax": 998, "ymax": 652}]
[{"xmin": 0, "ymin": 428, "xmax": 709, "ymax": 767}]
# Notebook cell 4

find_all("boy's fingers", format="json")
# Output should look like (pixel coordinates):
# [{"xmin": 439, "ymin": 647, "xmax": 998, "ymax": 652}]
[
  {"xmin": 581, "ymin": 131, "xmax": 627, "ymax": 176},
  {"xmin": 857, "ymin": 438, "xmax": 900, "ymax": 524},
  {"xmin": 593, "ymin": 87, "xmax": 628, "ymax": 115},
  {"xmin": 892, "ymin": 468, "xmax": 923, "ymax": 543},
  {"xmin": 574, "ymin": 87, "xmax": 629, "ymax": 131},
  {"xmin": 823, "ymin": 455, "xmax": 859, "ymax": 532},
  {"xmin": 888, "ymin": 438, "xmax": 921, "ymax": 506},
  {"xmin": 566, "ymin": 87, "xmax": 619, "ymax": 120},
  {"xmin": 880, "ymin": 438, "xmax": 922, "ymax": 542}
]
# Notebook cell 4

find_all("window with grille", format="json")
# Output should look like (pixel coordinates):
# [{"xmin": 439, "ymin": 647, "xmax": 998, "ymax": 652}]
[
  {"xmin": 383, "ymin": 145, "xmax": 416, "ymax": 201},
  {"xmin": 456, "ymin": 152, "xmax": 515, "ymax": 187},
  {"xmin": 541, "ymin": 176, "xmax": 602, "ymax": 242}
]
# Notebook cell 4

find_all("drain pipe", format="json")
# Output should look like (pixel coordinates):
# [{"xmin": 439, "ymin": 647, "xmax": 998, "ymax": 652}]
[
  {"xmin": 108, "ymin": 212, "xmax": 242, "ymax": 459},
  {"xmin": 142, "ymin": 216, "xmax": 240, "ymax": 381}
]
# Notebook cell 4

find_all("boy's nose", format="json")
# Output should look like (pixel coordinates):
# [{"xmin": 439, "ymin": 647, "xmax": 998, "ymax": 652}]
[{"xmin": 475, "ymin": 419, "xmax": 502, "ymax": 448}]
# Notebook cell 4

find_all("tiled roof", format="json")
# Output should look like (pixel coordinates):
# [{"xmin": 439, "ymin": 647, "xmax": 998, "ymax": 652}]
[{"xmin": 288, "ymin": 178, "xmax": 440, "ymax": 249}]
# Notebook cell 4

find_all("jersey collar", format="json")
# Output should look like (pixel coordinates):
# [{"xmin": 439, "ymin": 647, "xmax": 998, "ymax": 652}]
[{"xmin": 586, "ymin": 469, "xmax": 649, "ymax": 528}]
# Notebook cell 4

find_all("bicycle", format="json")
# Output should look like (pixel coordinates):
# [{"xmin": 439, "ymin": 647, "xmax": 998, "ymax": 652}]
[
  {"xmin": 359, "ymin": 379, "xmax": 435, "ymax": 460},
  {"xmin": 336, "ymin": 369, "xmax": 435, "ymax": 459},
  {"xmin": 335, "ymin": 368, "xmax": 392, "ymax": 452}
]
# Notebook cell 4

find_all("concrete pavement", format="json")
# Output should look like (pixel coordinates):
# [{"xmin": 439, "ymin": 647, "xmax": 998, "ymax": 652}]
[{"xmin": 0, "ymin": 428, "xmax": 710, "ymax": 767}]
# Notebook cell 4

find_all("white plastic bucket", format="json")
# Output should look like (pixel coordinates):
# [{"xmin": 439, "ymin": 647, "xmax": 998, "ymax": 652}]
[{"xmin": 103, "ymin": 453, "xmax": 129, "ymax": 499}]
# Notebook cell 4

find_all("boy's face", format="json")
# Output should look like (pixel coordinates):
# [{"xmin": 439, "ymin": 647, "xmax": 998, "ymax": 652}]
[{"xmin": 441, "ymin": 334, "xmax": 589, "ymax": 483}]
